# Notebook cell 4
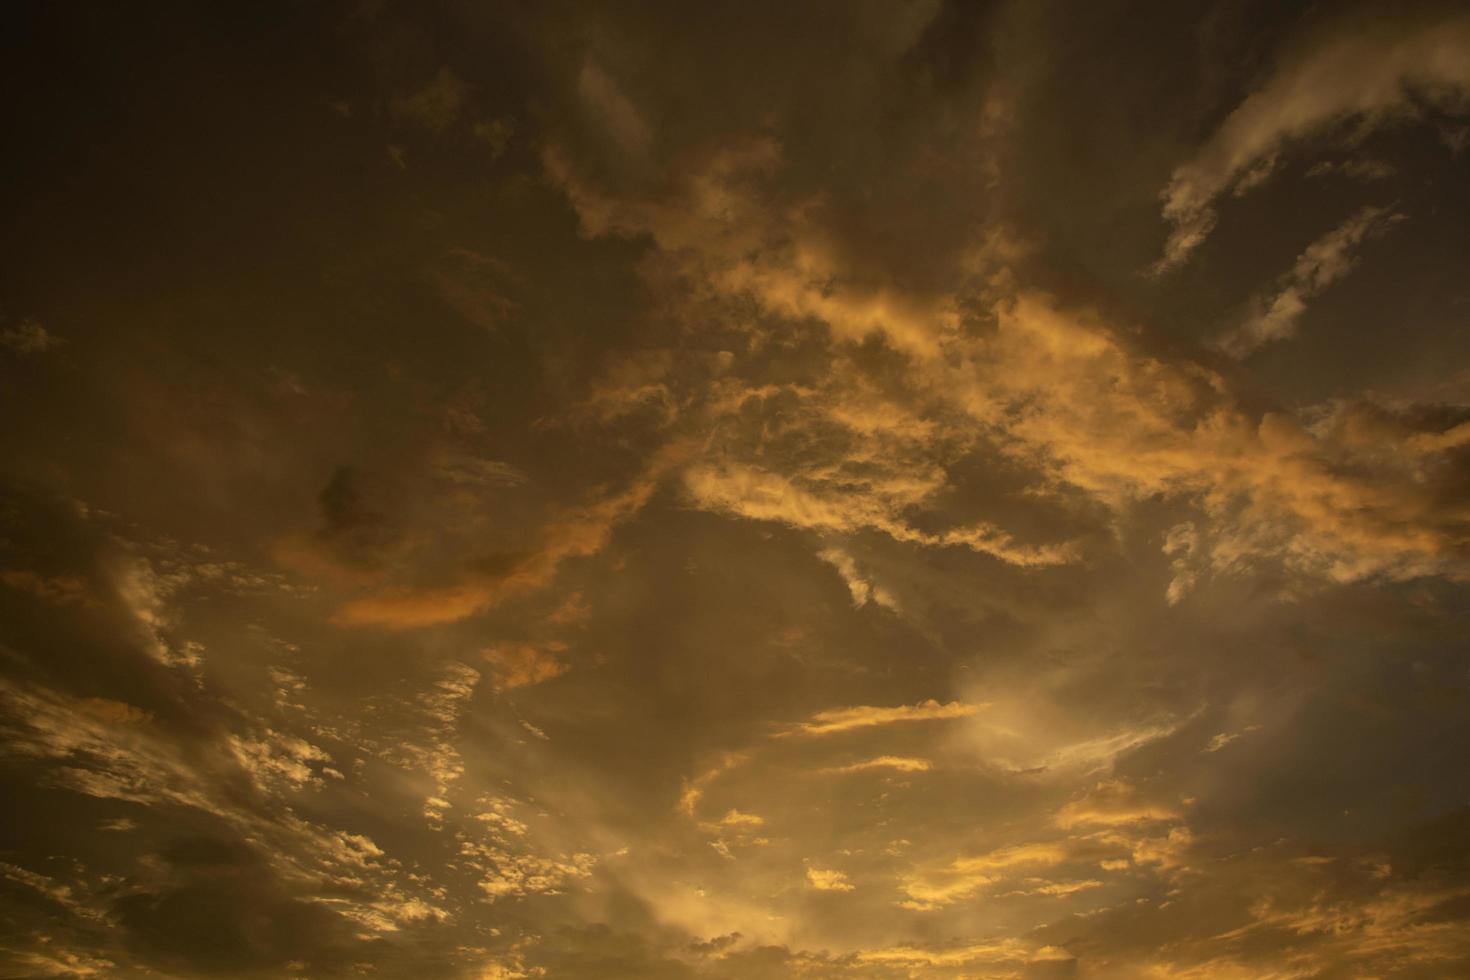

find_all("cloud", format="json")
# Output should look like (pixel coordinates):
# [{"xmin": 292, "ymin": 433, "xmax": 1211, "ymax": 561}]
[
  {"xmin": 685, "ymin": 462, "xmax": 1075, "ymax": 567},
  {"xmin": 1012, "ymin": 878, "xmax": 1103, "ymax": 898},
  {"xmin": 819, "ymin": 755, "xmax": 932, "ymax": 775},
  {"xmin": 1153, "ymin": 10, "xmax": 1470, "ymax": 270},
  {"xmin": 718, "ymin": 809, "xmax": 765, "ymax": 828},
  {"xmin": 816, "ymin": 548, "xmax": 899, "ymax": 611},
  {"xmin": 466, "ymin": 839, "xmax": 597, "ymax": 902},
  {"xmin": 677, "ymin": 752, "xmax": 748, "ymax": 820},
  {"xmin": 332, "ymin": 441, "xmax": 690, "ymax": 627},
  {"xmin": 0, "ymin": 568, "xmax": 91, "ymax": 605},
  {"xmin": 565, "ymin": 348, "xmax": 679, "ymax": 427},
  {"xmin": 475, "ymin": 958, "xmax": 535, "ymax": 980},
  {"xmin": 2, "ymin": 944, "xmax": 115, "ymax": 979},
  {"xmin": 1219, "ymin": 205, "xmax": 1404, "ymax": 357},
  {"xmin": 270, "ymin": 466, "xmax": 405, "ymax": 586},
  {"xmin": 0, "ymin": 862, "xmax": 103, "ymax": 922},
  {"xmin": 483, "ymin": 642, "xmax": 568, "ymax": 691},
  {"xmin": 389, "ymin": 67, "xmax": 468, "ymax": 134},
  {"xmin": 370, "ymin": 776, "xmax": 597, "ymax": 914},
  {"xmin": 10, "ymin": 7, "xmax": 1470, "ymax": 979},
  {"xmin": 0, "ymin": 677, "xmax": 220, "ymax": 814},
  {"xmin": 228, "ymin": 728, "xmax": 337, "ymax": 794},
  {"xmin": 805, "ymin": 867, "xmax": 854, "ymax": 892},
  {"xmin": 899, "ymin": 842, "xmax": 1071, "ymax": 911},
  {"xmin": 1163, "ymin": 521, "xmax": 1201, "ymax": 604},
  {"xmin": 1213, "ymin": 882, "xmax": 1470, "ymax": 973},
  {"xmin": 854, "ymin": 938, "xmax": 1070, "ymax": 968},
  {"xmin": 553, "ymin": 121, "xmax": 1470, "ymax": 591},
  {"xmin": 1306, "ymin": 157, "xmax": 1396, "ymax": 181},
  {"xmin": 0, "ymin": 674, "xmax": 449, "ymax": 944},
  {"xmin": 427, "ymin": 248, "xmax": 521, "ymax": 333},
  {"xmin": 780, "ymin": 699, "xmax": 981, "ymax": 737},
  {"xmin": 1203, "ymin": 725, "xmax": 1260, "ymax": 753},
  {"xmin": 959, "ymin": 693, "xmax": 1180, "ymax": 776},
  {"xmin": 966, "ymin": 294, "xmax": 1470, "ymax": 585},
  {"xmin": 1204, "ymin": 731, "xmax": 1239, "ymax": 753},
  {"xmin": 376, "ymin": 662, "xmax": 481, "ymax": 825},
  {"xmin": 1053, "ymin": 780, "xmax": 1181, "ymax": 829},
  {"xmin": 577, "ymin": 58, "xmax": 651, "ymax": 158},
  {"xmin": 0, "ymin": 317, "xmax": 59, "ymax": 353}
]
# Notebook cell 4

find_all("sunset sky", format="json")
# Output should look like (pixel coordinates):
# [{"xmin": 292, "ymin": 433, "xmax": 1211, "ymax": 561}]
[{"xmin": 4, "ymin": 2, "xmax": 1470, "ymax": 977}]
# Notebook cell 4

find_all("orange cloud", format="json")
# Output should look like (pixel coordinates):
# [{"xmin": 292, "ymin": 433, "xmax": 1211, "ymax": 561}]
[
  {"xmin": 1054, "ymin": 780, "xmax": 1181, "ymax": 829},
  {"xmin": 332, "ymin": 441, "xmax": 692, "ymax": 628},
  {"xmin": 781, "ymin": 699, "xmax": 981, "ymax": 737},
  {"xmin": 805, "ymin": 867, "xmax": 854, "ymax": 892},
  {"xmin": 819, "ymin": 755, "xmax": 933, "ymax": 775},
  {"xmin": 483, "ymin": 643, "xmax": 568, "ymax": 692}
]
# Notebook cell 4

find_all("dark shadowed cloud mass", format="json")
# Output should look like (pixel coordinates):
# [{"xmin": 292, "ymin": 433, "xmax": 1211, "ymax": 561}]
[{"xmin": 3, "ymin": 2, "xmax": 1470, "ymax": 977}]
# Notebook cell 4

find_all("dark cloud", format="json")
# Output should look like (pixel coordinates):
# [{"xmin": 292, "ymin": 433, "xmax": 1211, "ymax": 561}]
[{"xmin": 2, "ymin": 1, "xmax": 1470, "ymax": 976}]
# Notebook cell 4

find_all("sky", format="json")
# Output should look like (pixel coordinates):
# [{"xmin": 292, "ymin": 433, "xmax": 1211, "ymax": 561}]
[{"xmin": 2, "ymin": 2, "xmax": 1470, "ymax": 977}]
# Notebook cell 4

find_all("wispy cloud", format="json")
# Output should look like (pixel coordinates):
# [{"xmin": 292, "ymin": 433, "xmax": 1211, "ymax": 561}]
[
  {"xmin": 1151, "ymin": 11, "xmax": 1470, "ymax": 271},
  {"xmin": 1219, "ymin": 206, "xmax": 1404, "ymax": 357},
  {"xmin": 818, "ymin": 755, "xmax": 933, "ymax": 775},
  {"xmin": 779, "ymin": 699, "xmax": 981, "ymax": 737}
]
